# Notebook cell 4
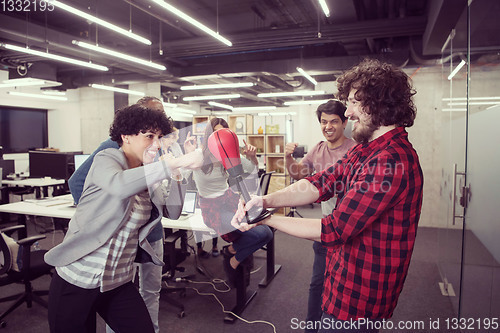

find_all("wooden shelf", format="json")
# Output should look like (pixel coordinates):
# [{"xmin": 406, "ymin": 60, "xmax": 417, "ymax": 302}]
[
  {"xmin": 247, "ymin": 135, "xmax": 265, "ymax": 154},
  {"xmin": 192, "ymin": 116, "xmax": 210, "ymax": 134},
  {"xmin": 266, "ymin": 135, "xmax": 285, "ymax": 154},
  {"xmin": 228, "ymin": 114, "xmax": 253, "ymax": 135}
]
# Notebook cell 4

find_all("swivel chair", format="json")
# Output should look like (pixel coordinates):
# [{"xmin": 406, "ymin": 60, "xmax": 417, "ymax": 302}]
[{"xmin": 0, "ymin": 225, "xmax": 52, "ymax": 328}]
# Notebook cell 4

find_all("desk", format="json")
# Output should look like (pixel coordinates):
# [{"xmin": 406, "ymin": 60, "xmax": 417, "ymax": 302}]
[
  {"xmin": 0, "ymin": 199, "xmax": 281, "ymax": 322},
  {"xmin": 2, "ymin": 178, "xmax": 66, "ymax": 199}
]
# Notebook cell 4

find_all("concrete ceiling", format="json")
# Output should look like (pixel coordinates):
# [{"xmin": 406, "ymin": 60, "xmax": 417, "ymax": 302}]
[{"xmin": 1, "ymin": 0, "xmax": 497, "ymax": 109}]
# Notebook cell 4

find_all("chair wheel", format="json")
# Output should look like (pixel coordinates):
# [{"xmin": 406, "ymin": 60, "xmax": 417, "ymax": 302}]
[
  {"xmin": 178, "ymin": 311, "xmax": 185, "ymax": 318},
  {"xmin": 0, "ymin": 321, "xmax": 6, "ymax": 328}
]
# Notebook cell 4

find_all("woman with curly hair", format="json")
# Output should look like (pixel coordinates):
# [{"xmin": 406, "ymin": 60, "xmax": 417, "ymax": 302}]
[{"xmin": 45, "ymin": 104, "xmax": 201, "ymax": 333}]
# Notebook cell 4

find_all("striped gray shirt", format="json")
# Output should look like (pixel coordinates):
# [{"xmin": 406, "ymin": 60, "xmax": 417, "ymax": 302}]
[{"xmin": 57, "ymin": 191, "xmax": 152, "ymax": 292}]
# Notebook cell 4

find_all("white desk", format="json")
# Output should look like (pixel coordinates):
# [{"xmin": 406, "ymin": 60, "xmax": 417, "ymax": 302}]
[
  {"xmin": 2, "ymin": 178, "xmax": 66, "ymax": 187},
  {"xmin": 2, "ymin": 178, "xmax": 66, "ymax": 199},
  {"xmin": 0, "ymin": 199, "xmax": 214, "ymax": 233},
  {"xmin": 162, "ymin": 211, "xmax": 215, "ymax": 233}
]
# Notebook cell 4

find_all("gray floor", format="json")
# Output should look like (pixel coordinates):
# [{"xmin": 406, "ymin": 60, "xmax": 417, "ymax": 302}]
[{"xmin": 0, "ymin": 204, "xmax": 469, "ymax": 332}]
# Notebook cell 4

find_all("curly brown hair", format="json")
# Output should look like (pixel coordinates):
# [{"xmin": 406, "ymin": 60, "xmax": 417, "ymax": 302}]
[
  {"xmin": 337, "ymin": 58, "xmax": 417, "ymax": 127},
  {"xmin": 109, "ymin": 104, "xmax": 173, "ymax": 145}
]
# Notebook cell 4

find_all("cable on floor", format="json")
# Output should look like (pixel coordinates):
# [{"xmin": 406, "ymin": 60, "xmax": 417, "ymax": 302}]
[{"xmin": 163, "ymin": 279, "xmax": 276, "ymax": 332}]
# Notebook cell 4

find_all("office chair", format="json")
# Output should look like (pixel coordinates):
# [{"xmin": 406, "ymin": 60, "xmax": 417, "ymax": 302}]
[
  {"xmin": 8, "ymin": 187, "xmax": 35, "ymax": 202},
  {"xmin": 0, "ymin": 225, "xmax": 52, "ymax": 328},
  {"xmin": 161, "ymin": 229, "xmax": 191, "ymax": 318},
  {"xmin": 257, "ymin": 171, "xmax": 274, "ymax": 196}
]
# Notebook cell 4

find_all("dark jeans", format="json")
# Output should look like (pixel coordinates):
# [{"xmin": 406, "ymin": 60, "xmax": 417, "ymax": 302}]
[
  {"xmin": 232, "ymin": 224, "xmax": 273, "ymax": 262},
  {"xmin": 48, "ymin": 272, "xmax": 154, "ymax": 333},
  {"xmin": 318, "ymin": 313, "xmax": 380, "ymax": 333},
  {"xmin": 305, "ymin": 241, "xmax": 327, "ymax": 333}
]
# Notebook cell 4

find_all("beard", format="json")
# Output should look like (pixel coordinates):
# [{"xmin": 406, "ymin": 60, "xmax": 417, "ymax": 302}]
[{"xmin": 352, "ymin": 121, "xmax": 378, "ymax": 144}]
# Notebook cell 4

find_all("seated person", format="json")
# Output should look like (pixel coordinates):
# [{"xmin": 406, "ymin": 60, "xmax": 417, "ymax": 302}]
[{"xmin": 185, "ymin": 117, "xmax": 273, "ymax": 286}]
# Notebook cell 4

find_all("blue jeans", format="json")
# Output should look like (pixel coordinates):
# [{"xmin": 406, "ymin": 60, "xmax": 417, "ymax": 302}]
[
  {"xmin": 318, "ymin": 313, "xmax": 380, "ymax": 333},
  {"xmin": 106, "ymin": 239, "xmax": 163, "ymax": 333},
  {"xmin": 231, "ymin": 225, "xmax": 273, "ymax": 262},
  {"xmin": 305, "ymin": 241, "xmax": 327, "ymax": 333}
]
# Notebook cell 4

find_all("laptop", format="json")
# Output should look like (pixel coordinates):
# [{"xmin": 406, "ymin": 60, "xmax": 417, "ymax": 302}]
[
  {"xmin": 180, "ymin": 190, "xmax": 198, "ymax": 217},
  {"xmin": 74, "ymin": 154, "xmax": 90, "ymax": 172}
]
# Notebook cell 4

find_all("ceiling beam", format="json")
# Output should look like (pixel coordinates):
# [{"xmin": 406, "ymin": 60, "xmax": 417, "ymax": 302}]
[{"xmin": 422, "ymin": 0, "xmax": 468, "ymax": 55}]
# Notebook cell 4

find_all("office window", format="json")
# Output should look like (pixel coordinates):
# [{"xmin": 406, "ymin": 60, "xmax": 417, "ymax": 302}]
[{"xmin": 0, "ymin": 106, "xmax": 48, "ymax": 153}]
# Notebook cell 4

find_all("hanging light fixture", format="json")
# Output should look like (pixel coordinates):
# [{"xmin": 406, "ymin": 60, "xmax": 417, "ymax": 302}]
[
  {"xmin": 149, "ymin": 0, "xmax": 232, "ymax": 46},
  {"xmin": 40, "ymin": 0, "xmax": 151, "ymax": 45},
  {"xmin": 7, "ymin": 91, "xmax": 68, "ymax": 101},
  {"xmin": 296, "ymin": 67, "xmax": 318, "ymax": 85},
  {"xmin": 183, "ymin": 94, "xmax": 240, "ymax": 101},
  {"xmin": 208, "ymin": 101, "xmax": 233, "ymax": 110},
  {"xmin": 73, "ymin": 41, "xmax": 166, "ymax": 71},
  {"xmin": 318, "ymin": 0, "xmax": 330, "ymax": 17},
  {"xmin": 1, "ymin": 43, "xmax": 108, "ymax": 71},
  {"xmin": 258, "ymin": 90, "xmax": 325, "ymax": 98},
  {"xmin": 90, "ymin": 84, "xmax": 145, "ymax": 96},
  {"xmin": 180, "ymin": 82, "xmax": 254, "ymax": 90}
]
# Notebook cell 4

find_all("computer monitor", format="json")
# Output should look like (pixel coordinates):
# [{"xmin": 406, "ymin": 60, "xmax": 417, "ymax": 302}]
[
  {"xmin": 73, "ymin": 154, "xmax": 90, "ymax": 172},
  {"xmin": 1, "ymin": 159, "xmax": 15, "ymax": 179},
  {"xmin": 181, "ymin": 190, "xmax": 198, "ymax": 215},
  {"xmin": 29, "ymin": 151, "xmax": 82, "ymax": 180}
]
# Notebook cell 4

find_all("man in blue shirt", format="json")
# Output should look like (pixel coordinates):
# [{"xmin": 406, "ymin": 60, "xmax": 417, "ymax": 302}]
[{"xmin": 68, "ymin": 96, "xmax": 185, "ymax": 333}]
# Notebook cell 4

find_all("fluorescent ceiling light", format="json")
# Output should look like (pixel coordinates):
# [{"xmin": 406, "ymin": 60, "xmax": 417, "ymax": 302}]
[
  {"xmin": 41, "ymin": 0, "xmax": 151, "ymax": 45},
  {"xmin": 448, "ymin": 102, "xmax": 500, "ymax": 106},
  {"xmin": 42, "ymin": 90, "xmax": 66, "ymax": 96},
  {"xmin": 258, "ymin": 90, "xmax": 325, "ymax": 98},
  {"xmin": 8, "ymin": 91, "xmax": 67, "ymax": 101},
  {"xmin": 0, "ymin": 78, "xmax": 47, "ymax": 88},
  {"xmin": 1, "ymin": 43, "xmax": 108, "ymax": 71},
  {"xmin": 162, "ymin": 102, "xmax": 178, "ymax": 108},
  {"xmin": 208, "ymin": 101, "xmax": 233, "ymax": 110},
  {"xmin": 318, "ymin": 0, "xmax": 330, "ymax": 17},
  {"xmin": 173, "ymin": 108, "xmax": 197, "ymax": 115},
  {"xmin": 232, "ymin": 106, "xmax": 276, "ymax": 112},
  {"xmin": 442, "ymin": 97, "xmax": 500, "ymax": 101},
  {"xmin": 149, "ymin": 0, "xmax": 232, "ymax": 46},
  {"xmin": 1, "ymin": 78, "xmax": 62, "ymax": 88},
  {"xmin": 447, "ymin": 59, "xmax": 466, "ymax": 80},
  {"xmin": 90, "ymin": 84, "xmax": 145, "ymax": 96},
  {"xmin": 171, "ymin": 112, "xmax": 194, "ymax": 118},
  {"xmin": 183, "ymin": 94, "xmax": 240, "ymax": 101},
  {"xmin": 73, "ymin": 41, "xmax": 166, "ymax": 71},
  {"xmin": 175, "ymin": 108, "xmax": 197, "ymax": 114},
  {"xmin": 296, "ymin": 67, "xmax": 317, "ymax": 85},
  {"xmin": 442, "ymin": 108, "xmax": 466, "ymax": 112},
  {"xmin": 284, "ymin": 99, "xmax": 330, "ymax": 106},
  {"xmin": 180, "ymin": 82, "xmax": 254, "ymax": 90}
]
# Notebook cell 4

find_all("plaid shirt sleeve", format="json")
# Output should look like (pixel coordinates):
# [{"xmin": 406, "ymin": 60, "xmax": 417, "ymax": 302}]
[{"xmin": 307, "ymin": 152, "xmax": 407, "ymax": 247}]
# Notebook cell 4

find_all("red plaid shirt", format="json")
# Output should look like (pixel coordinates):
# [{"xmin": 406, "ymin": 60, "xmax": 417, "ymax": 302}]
[{"xmin": 306, "ymin": 127, "xmax": 423, "ymax": 320}]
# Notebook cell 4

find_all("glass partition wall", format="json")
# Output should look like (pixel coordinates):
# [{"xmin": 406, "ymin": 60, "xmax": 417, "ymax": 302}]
[{"xmin": 439, "ymin": 0, "xmax": 500, "ymax": 326}]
